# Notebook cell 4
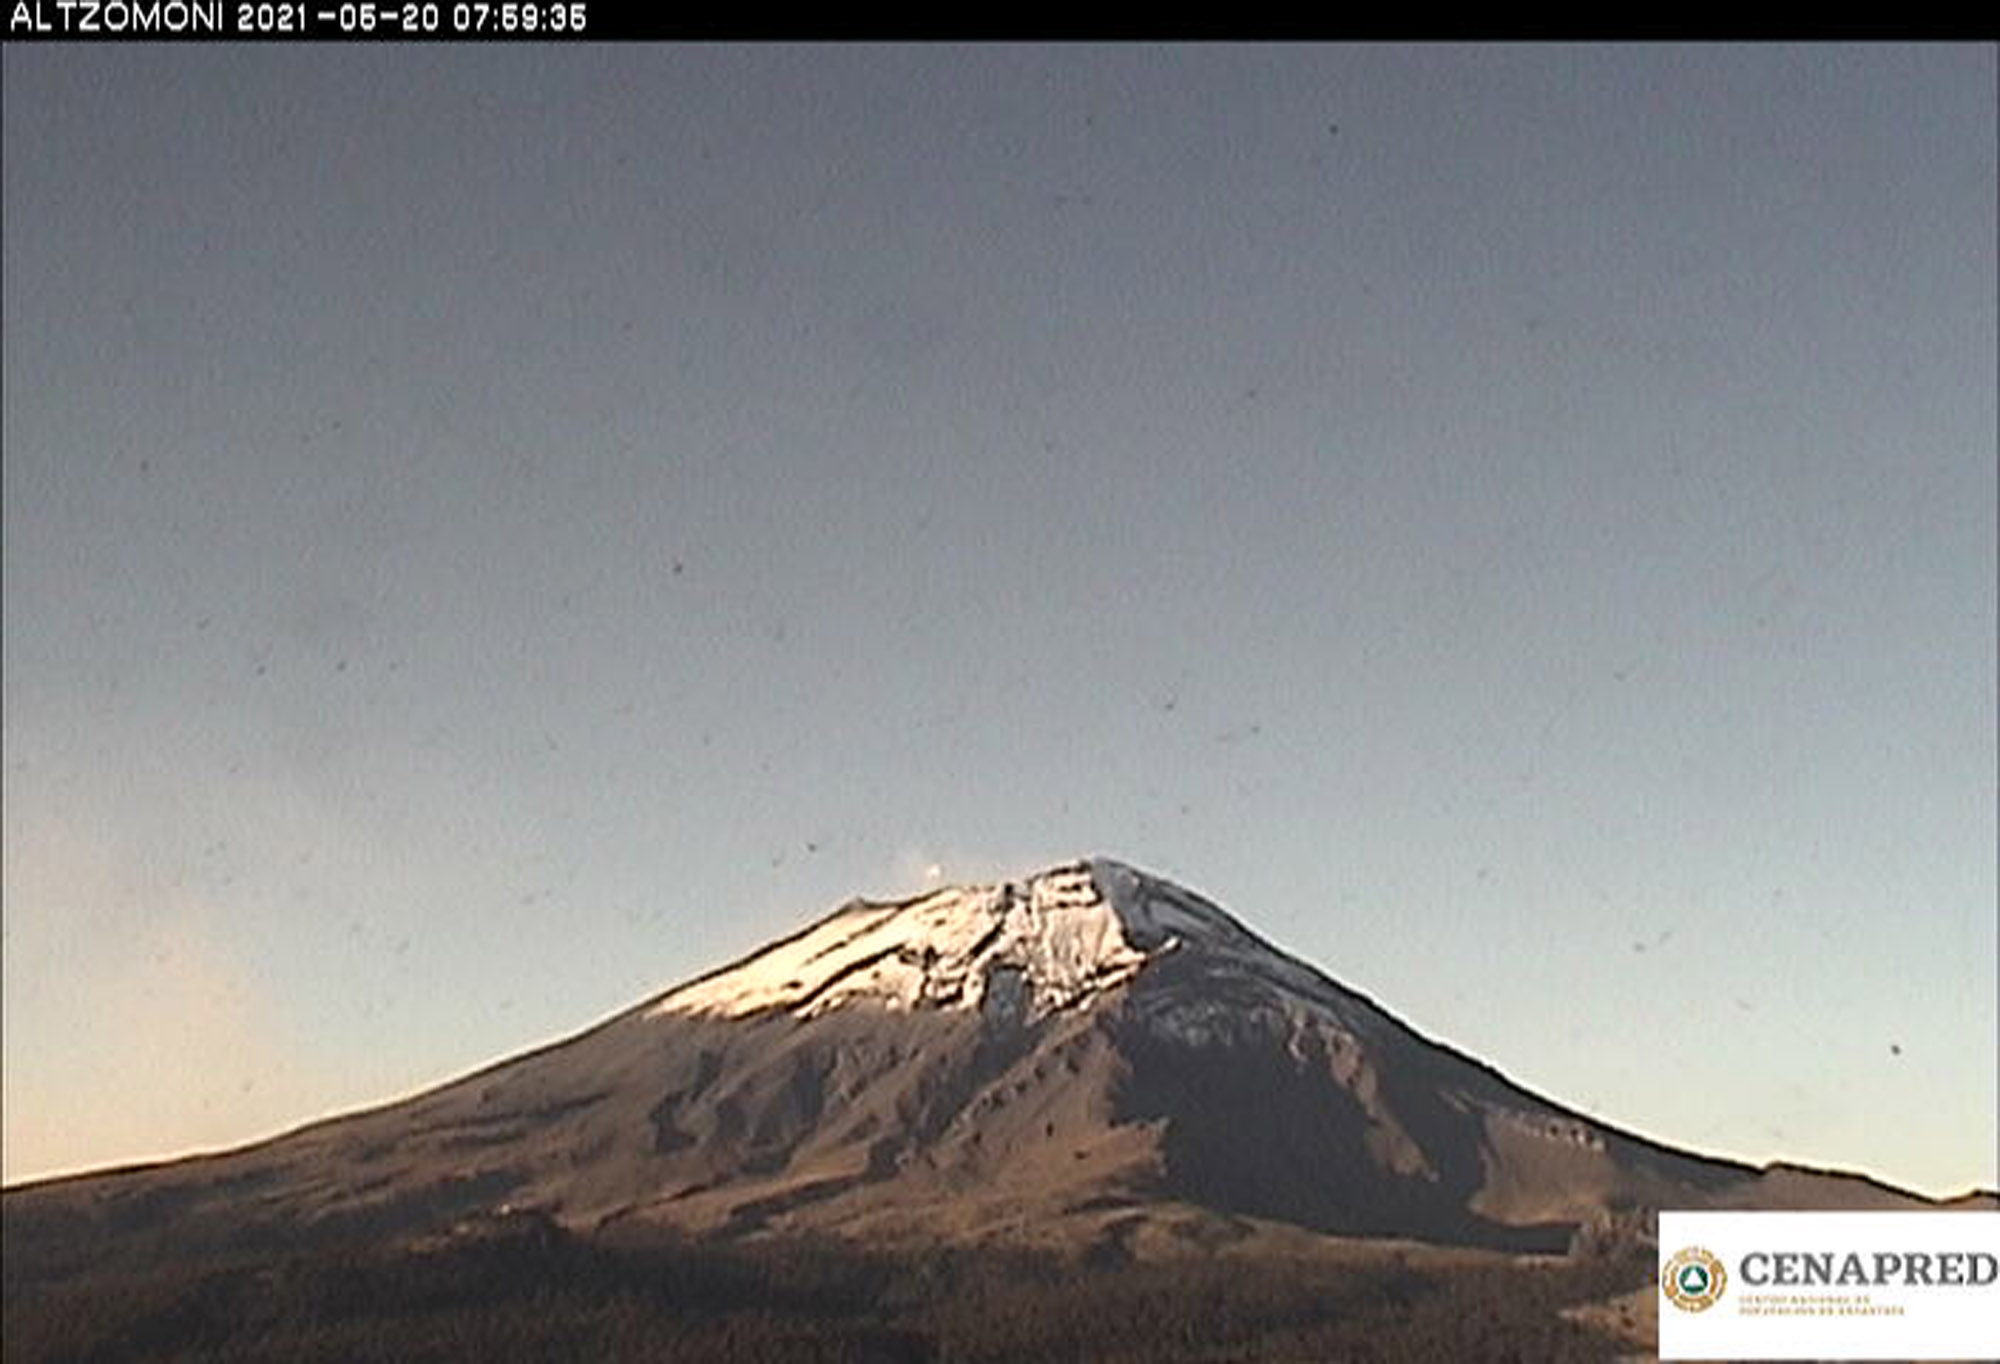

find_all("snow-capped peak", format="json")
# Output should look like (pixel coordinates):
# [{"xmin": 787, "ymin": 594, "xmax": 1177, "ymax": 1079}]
[{"xmin": 650, "ymin": 858, "xmax": 1247, "ymax": 1022}]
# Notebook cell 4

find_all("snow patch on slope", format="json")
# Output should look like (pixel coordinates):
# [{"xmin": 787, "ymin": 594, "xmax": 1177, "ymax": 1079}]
[{"xmin": 654, "ymin": 860, "xmax": 1172, "ymax": 1020}]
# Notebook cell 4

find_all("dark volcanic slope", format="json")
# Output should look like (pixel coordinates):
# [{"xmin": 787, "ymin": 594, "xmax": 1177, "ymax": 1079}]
[{"xmin": 2, "ymin": 859, "xmax": 1972, "ymax": 1278}]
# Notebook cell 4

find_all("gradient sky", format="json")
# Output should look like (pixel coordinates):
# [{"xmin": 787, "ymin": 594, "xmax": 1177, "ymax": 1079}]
[{"xmin": 3, "ymin": 44, "xmax": 1993, "ymax": 1197}]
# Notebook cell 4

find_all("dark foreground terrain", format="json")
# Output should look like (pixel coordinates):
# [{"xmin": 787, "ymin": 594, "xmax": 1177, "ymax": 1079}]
[{"xmin": 3, "ymin": 1211, "xmax": 1653, "ymax": 1363}]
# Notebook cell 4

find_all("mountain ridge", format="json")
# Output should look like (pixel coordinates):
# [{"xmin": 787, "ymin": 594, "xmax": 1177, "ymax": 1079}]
[{"xmin": 5, "ymin": 857, "xmax": 1989, "ymax": 1277}]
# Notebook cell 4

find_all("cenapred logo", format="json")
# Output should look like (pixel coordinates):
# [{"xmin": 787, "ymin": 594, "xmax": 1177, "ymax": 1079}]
[
  {"xmin": 1662, "ymin": 1245, "xmax": 1729, "ymax": 1313},
  {"xmin": 1659, "ymin": 1211, "xmax": 2000, "ymax": 1360}
]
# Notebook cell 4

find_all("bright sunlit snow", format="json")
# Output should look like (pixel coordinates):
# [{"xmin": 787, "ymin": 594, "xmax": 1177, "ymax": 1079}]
[{"xmin": 651, "ymin": 858, "xmax": 1375, "ymax": 1030}]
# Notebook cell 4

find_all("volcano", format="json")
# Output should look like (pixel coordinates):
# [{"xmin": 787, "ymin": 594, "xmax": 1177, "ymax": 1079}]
[{"xmin": 2, "ymin": 858, "xmax": 1967, "ymax": 1274}]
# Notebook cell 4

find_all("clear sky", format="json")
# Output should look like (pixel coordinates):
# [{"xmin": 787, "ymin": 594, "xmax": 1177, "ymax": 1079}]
[{"xmin": 3, "ymin": 44, "xmax": 1993, "ymax": 1198}]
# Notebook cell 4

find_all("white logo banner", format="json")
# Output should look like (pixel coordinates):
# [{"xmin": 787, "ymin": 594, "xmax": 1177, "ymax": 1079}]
[{"xmin": 1658, "ymin": 1211, "xmax": 2000, "ymax": 1359}]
